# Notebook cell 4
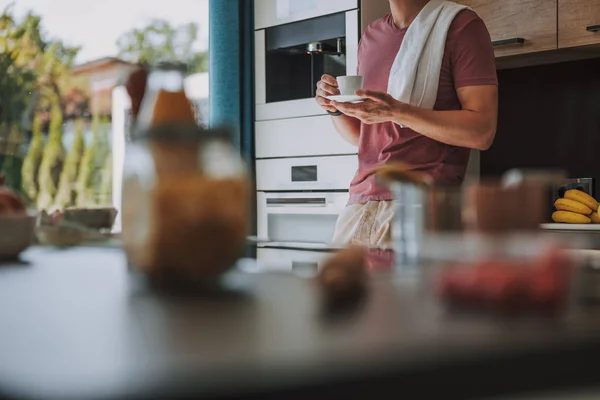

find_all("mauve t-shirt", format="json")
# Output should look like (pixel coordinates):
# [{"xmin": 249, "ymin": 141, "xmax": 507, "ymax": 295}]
[{"xmin": 348, "ymin": 10, "xmax": 498, "ymax": 205}]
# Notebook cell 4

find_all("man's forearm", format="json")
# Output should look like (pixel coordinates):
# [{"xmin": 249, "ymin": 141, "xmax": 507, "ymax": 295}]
[
  {"xmin": 331, "ymin": 114, "xmax": 361, "ymax": 146},
  {"xmin": 394, "ymin": 104, "xmax": 496, "ymax": 151}
]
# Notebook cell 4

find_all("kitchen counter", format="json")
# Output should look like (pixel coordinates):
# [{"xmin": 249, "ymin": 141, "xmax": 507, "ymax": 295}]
[{"xmin": 2, "ymin": 246, "xmax": 600, "ymax": 399}]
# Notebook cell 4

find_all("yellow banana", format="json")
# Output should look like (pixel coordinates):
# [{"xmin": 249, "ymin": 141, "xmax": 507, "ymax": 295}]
[
  {"xmin": 552, "ymin": 211, "xmax": 591, "ymax": 224},
  {"xmin": 591, "ymin": 212, "xmax": 600, "ymax": 224},
  {"xmin": 554, "ymin": 198, "xmax": 593, "ymax": 215},
  {"xmin": 564, "ymin": 190, "xmax": 599, "ymax": 211}
]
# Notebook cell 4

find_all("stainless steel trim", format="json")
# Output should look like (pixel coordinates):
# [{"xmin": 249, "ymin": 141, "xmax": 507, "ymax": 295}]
[
  {"xmin": 267, "ymin": 197, "xmax": 327, "ymax": 206},
  {"xmin": 337, "ymin": 37, "xmax": 345, "ymax": 54},
  {"xmin": 255, "ymin": 30, "xmax": 267, "ymax": 105},
  {"xmin": 306, "ymin": 42, "xmax": 323, "ymax": 54}
]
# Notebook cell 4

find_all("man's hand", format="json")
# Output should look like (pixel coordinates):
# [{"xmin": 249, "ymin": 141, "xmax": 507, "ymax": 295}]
[
  {"xmin": 315, "ymin": 74, "xmax": 341, "ymax": 113},
  {"xmin": 332, "ymin": 90, "xmax": 405, "ymax": 124},
  {"xmin": 334, "ymin": 85, "xmax": 497, "ymax": 150}
]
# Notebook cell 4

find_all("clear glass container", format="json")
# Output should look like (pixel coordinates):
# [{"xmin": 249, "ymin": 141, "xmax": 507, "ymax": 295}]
[{"xmin": 121, "ymin": 62, "xmax": 250, "ymax": 283}]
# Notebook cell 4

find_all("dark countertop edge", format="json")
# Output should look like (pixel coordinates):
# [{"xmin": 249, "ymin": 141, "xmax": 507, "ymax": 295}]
[
  {"xmin": 5, "ymin": 327, "xmax": 600, "ymax": 400},
  {"xmin": 133, "ymin": 338, "xmax": 600, "ymax": 399}
]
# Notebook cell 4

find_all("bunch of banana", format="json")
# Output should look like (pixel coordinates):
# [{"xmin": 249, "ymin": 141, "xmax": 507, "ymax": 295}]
[{"xmin": 552, "ymin": 190, "xmax": 600, "ymax": 224}]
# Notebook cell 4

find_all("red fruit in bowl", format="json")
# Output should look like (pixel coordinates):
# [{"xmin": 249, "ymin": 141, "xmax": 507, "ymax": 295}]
[
  {"xmin": 437, "ymin": 264, "xmax": 478, "ymax": 304},
  {"xmin": 527, "ymin": 250, "xmax": 574, "ymax": 313},
  {"xmin": 537, "ymin": 248, "xmax": 575, "ymax": 278},
  {"xmin": 530, "ymin": 269, "xmax": 563, "ymax": 311},
  {"xmin": 437, "ymin": 258, "xmax": 532, "ymax": 313},
  {"xmin": 476, "ymin": 262, "xmax": 529, "ymax": 312}
]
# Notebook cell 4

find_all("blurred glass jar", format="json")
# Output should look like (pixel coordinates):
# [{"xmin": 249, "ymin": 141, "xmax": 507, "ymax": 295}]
[
  {"xmin": 387, "ymin": 180, "xmax": 464, "ymax": 267},
  {"xmin": 121, "ymin": 62, "xmax": 250, "ymax": 283},
  {"xmin": 384, "ymin": 168, "xmax": 577, "ymax": 267}
]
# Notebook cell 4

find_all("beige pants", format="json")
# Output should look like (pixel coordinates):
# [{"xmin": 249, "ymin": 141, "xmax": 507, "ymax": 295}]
[{"xmin": 331, "ymin": 201, "xmax": 394, "ymax": 249}]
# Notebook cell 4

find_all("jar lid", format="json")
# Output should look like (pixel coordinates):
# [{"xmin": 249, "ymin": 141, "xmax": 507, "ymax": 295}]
[
  {"xmin": 133, "ymin": 124, "xmax": 235, "ymax": 144},
  {"xmin": 153, "ymin": 60, "xmax": 188, "ymax": 73}
]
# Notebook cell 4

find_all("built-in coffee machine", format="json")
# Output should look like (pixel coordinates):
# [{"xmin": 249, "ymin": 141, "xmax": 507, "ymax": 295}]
[
  {"xmin": 263, "ymin": 13, "xmax": 348, "ymax": 104},
  {"xmin": 254, "ymin": 1, "xmax": 364, "ymax": 120}
]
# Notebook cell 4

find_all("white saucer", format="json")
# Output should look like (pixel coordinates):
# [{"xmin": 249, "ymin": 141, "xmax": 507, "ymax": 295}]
[{"xmin": 326, "ymin": 95, "xmax": 366, "ymax": 103}]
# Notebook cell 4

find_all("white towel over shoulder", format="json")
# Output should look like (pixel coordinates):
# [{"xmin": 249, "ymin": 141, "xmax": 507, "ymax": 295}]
[{"xmin": 387, "ymin": 0, "xmax": 469, "ymax": 113}]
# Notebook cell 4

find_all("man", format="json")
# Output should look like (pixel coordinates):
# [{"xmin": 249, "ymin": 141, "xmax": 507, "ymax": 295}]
[{"xmin": 315, "ymin": 0, "xmax": 498, "ymax": 248}]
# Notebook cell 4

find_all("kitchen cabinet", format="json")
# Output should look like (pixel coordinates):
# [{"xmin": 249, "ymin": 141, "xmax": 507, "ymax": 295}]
[
  {"xmin": 455, "ymin": 0, "xmax": 558, "ymax": 58},
  {"xmin": 254, "ymin": 0, "xmax": 358, "ymax": 29},
  {"xmin": 559, "ymin": 0, "xmax": 600, "ymax": 48},
  {"xmin": 255, "ymin": 0, "xmax": 390, "ymax": 32}
]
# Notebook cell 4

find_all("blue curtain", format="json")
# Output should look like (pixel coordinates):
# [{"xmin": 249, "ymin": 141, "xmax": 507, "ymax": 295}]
[
  {"xmin": 208, "ymin": 0, "xmax": 254, "ymax": 166},
  {"xmin": 209, "ymin": 0, "xmax": 256, "ymax": 238}
]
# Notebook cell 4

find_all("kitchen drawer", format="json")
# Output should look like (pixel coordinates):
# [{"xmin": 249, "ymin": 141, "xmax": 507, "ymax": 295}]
[
  {"xmin": 559, "ymin": 0, "xmax": 600, "ymax": 48},
  {"xmin": 256, "ymin": 247, "xmax": 333, "ymax": 273},
  {"xmin": 456, "ymin": 0, "xmax": 557, "ymax": 57},
  {"xmin": 256, "ymin": 116, "xmax": 358, "ymax": 159},
  {"xmin": 256, "ymin": 155, "xmax": 358, "ymax": 191}
]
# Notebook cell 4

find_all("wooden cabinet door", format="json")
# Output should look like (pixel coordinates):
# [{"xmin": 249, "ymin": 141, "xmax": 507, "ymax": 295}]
[
  {"xmin": 559, "ymin": 0, "xmax": 600, "ymax": 48},
  {"xmin": 455, "ymin": 0, "xmax": 558, "ymax": 57}
]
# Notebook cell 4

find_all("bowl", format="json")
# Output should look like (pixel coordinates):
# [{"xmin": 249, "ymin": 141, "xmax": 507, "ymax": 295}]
[
  {"xmin": 37, "ymin": 225, "xmax": 85, "ymax": 247},
  {"xmin": 62, "ymin": 207, "xmax": 118, "ymax": 230},
  {"xmin": 0, "ymin": 213, "xmax": 37, "ymax": 260}
]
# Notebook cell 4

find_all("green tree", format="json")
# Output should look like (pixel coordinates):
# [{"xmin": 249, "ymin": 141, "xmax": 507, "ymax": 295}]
[
  {"xmin": 116, "ymin": 19, "xmax": 208, "ymax": 73},
  {"xmin": 98, "ymin": 153, "xmax": 113, "ymax": 207},
  {"xmin": 76, "ymin": 115, "xmax": 111, "ymax": 207},
  {"xmin": 54, "ymin": 119, "xmax": 85, "ymax": 208},
  {"xmin": 36, "ymin": 103, "xmax": 65, "ymax": 210},
  {"xmin": 0, "ymin": 5, "xmax": 81, "ymax": 124},
  {"xmin": 21, "ymin": 116, "xmax": 44, "ymax": 203},
  {"xmin": 0, "ymin": 125, "xmax": 26, "ymax": 193},
  {"xmin": 1, "ymin": 4, "xmax": 83, "ymax": 204}
]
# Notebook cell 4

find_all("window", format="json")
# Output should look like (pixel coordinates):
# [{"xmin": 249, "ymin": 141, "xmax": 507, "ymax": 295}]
[{"xmin": 0, "ymin": 0, "xmax": 209, "ymax": 224}]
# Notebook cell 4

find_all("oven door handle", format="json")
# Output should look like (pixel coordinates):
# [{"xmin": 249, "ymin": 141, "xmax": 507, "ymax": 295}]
[
  {"xmin": 266, "ymin": 198, "xmax": 328, "ymax": 207},
  {"xmin": 263, "ymin": 197, "xmax": 344, "ymax": 215}
]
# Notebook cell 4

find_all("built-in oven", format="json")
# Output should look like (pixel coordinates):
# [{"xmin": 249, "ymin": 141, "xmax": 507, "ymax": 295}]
[
  {"xmin": 256, "ymin": 154, "xmax": 358, "ymax": 245},
  {"xmin": 255, "ymin": 5, "xmax": 359, "ymax": 120},
  {"xmin": 257, "ymin": 191, "xmax": 349, "ymax": 245}
]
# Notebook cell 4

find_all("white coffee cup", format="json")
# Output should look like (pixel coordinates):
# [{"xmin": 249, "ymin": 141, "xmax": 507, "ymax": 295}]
[{"xmin": 336, "ymin": 75, "xmax": 364, "ymax": 96}]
